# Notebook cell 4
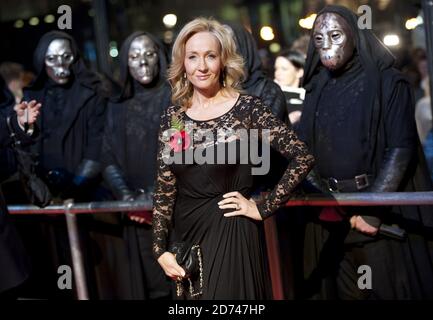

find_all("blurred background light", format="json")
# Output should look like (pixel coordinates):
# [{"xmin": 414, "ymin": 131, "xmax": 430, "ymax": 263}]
[
  {"xmin": 299, "ymin": 13, "xmax": 317, "ymax": 30},
  {"xmin": 405, "ymin": 16, "xmax": 423, "ymax": 30},
  {"xmin": 109, "ymin": 41, "xmax": 118, "ymax": 58},
  {"xmin": 269, "ymin": 42, "xmax": 281, "ymax": 53},
  {"xmin": 164, "ymin": 30, "xmax": 174, "ymax": 44},
  {"xmin": 163, "ymin": 14, "xmax": 177, "ymax": 28},
  {"xmin": 260, "ymin": 26, "xmax": 274, "ymax": 41},
  {"xmin": 29, "ymin": 17, "xmax": 39, "ymax": 26},
  {"xmin": 44, "ymin": 14, "xmax": 55, "ymax": 24},
  {"xmin": 383, "ymin": 34, "xmax": 400, "ymax": 46},
  {"xmin": 14, "ymin": 19, "xmax": 24, "ymax": 28}
]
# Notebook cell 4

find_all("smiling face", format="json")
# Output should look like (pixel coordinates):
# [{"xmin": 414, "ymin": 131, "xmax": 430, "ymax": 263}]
[
  {"xmin": 184, "ymin": 31, "xmax": 222, "ymax": 93},
  {"xmin": 313, "ymin": 13, "xmax": 355, "ymax": 71},
  {"xmin": 128, "ymin": 35, "xmax": 159, "ymax": 85},
  {"xmin": 45, "ymin": 38, "xmax": 74, "ymax": 85}
]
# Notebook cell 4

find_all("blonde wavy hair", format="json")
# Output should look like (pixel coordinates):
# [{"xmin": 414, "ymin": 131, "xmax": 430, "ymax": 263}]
[{"xmin": 167, "ymin": 17, "xmax": 245, "ymax": 108}]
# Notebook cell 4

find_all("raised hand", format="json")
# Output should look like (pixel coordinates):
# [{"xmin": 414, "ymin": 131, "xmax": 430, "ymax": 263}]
[{"xmin": 15, "ymin": 100, "xmax": 42, "ymax": 126}]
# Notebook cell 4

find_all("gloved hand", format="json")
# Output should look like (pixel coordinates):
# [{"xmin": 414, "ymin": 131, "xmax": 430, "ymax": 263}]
[
  {"xmin": 102, "ymin": 164, "xmax": 134, "ymax": 201},
  {"xmin": 55, "ymin": 159, "xmax": 101, "ymax": 200},
  {"xmin": 127, "ymin": 189, "xmax": 153, "ymax": 225},
  {"xmin": 355, "ymin": 147, "xmax": 413, "ymax": 233}
]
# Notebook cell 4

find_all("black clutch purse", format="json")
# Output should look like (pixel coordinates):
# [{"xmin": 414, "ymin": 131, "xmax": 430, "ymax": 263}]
[{"xmin": 168, "ymin": 242, "xmax": 203, "ymax": 297}]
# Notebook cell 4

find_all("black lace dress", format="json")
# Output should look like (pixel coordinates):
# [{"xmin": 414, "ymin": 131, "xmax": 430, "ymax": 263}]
[{"xmin": 152, "ymin": 94, "xmax": 314, "ymax": 299}]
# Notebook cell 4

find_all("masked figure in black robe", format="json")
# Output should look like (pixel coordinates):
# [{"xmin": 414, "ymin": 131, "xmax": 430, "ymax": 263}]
[
  {"xmin": 24, "ymin": 31, "xmax": 105, "ymax": 199},
  {"xmin": 102, "ymin": 32, "xmax": 171, "ymax": 299},
  {"xmin": 18, "ymin": 31, "xmax": 105, "ymax": 299},
  {"xmin": 298, "ymin": 5, "xmax": 433, "ymax": 299}
]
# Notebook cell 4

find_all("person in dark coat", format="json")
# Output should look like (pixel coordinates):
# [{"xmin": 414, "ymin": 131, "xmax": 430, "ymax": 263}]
[
  {"xmin": 299, "ymin": 5, "xmax": 433, "ymax": 300},
  {"xmin": 223, "ymin": 23, "xmax": 290, "ymax": 191},
  {"xmin": 0, "ymin": 76, "xmax": 17, "ymax": 181},
  {"xmin": 24, "ymin": 31, "xmax": 105, "ymax": 199},
  {"xmin": 224, "ymin": 23, "xmax": 287, "ymax": 121},
  {"xmin": 19, "ymin": 31, "xmax": 106, "ymax": 299},
  {"xmin": 102, "ymin": 32, "xmax": 172, "ymax": 299},
  {"xmin": 0, "ymin": 83, "xmax": 41, "ymax": 298}
]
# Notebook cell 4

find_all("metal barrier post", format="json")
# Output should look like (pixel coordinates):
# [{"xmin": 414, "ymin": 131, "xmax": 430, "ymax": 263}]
[{"xmin": 64, "ymin": 199, "xmax": 89, "ymax": 300}]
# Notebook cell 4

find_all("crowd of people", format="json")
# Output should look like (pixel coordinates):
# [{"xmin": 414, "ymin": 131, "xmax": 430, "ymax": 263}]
[{"xmin": 0, "ymin": 5, "xmax": 432, "ymax": 300}]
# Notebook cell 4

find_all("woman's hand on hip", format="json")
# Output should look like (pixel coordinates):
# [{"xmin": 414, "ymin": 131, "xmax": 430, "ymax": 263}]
[
  {"xmin": 218, "ymin": 191, "xmax": 263, "ymax": 221},
  {"xmin": 157, "ymin": 252, "xmax": 186, "ymax": 280}
]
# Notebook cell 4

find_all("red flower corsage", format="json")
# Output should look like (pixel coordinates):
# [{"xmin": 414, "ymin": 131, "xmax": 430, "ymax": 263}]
[{"xmin": 169, "ymin": 115, "xmax": 191, "ymax": 152}]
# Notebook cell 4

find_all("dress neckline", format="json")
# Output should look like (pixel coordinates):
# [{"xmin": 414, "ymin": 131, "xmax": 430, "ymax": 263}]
[{"xmin": 184, "ymin": 93, "xmax": 242, "ymax": 123}]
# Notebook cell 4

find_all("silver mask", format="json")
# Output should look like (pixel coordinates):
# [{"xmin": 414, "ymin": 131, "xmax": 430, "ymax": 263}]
[
  {"xmin": 45, "ymin": 39, "xmax": 74, "ymax": 85},
  {"xmin": 128, "ymin": 35, "xmax": 159, "ymax": 85},
  {"xmin": 313, "ymin": 13, "xmax": 355, "ymax": 71}
]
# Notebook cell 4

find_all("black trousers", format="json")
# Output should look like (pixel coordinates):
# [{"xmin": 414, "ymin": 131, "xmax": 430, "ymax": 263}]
[
  {"xmin": 303, "ymin": 222, "xmax": 414, "ymax": 300},
  {"xmin": 336, "ymin": 240, "xmax": 401, "ymax": 299}
]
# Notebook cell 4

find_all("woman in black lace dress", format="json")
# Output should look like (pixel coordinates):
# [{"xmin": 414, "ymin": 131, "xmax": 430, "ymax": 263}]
[{"xmin": 152, "ymin": 18, "xmax": 314, "ymax": 300}]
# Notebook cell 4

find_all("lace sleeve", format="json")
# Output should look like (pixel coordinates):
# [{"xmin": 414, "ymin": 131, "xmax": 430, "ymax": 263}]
[
  {"xmin": 250, "ymin": 97, "xmax": 315, "ymax": 219},
  {"xmin": 152, "ymin": 106, "xmax": 178, "ymax": 259}
]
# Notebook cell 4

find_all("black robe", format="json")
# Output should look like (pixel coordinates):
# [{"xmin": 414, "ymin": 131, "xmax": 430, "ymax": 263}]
[
  {"xmin": 101, "ymin": 31, "xmax": 172, "ymax": 299},
  {"xmin": 0, "ymin": 102, "xmax": 31, "ymax": 293},
  {"xmin": 225, "ymin": 23, "xmax": 290, "ymax": 194},
  {"xmin": 14, "ymin": 31, "xmax": 106, "ymax": 299},
  {"xmin": 226, "ymin": 22, "xmax": 287, "ymax": 121},
  {"xmin": 0, "ymin": 76, "xmax": 17, "ymax": 181},
  {"xmin": 24, "ymin": 31, "xmax": 105, "ymax": 196},
  {"xmin": 298, "ymin": 5, "xmax": 433, "ymax": 299},
  {"xmin": 103, "ymin": 32, "xmax": 171, "ymax": 194}
]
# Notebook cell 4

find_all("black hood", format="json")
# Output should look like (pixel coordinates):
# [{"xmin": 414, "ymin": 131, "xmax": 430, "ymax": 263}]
[
  {"xmin": 302, "ymin": 5, "xmax": 395, "ymax": 88},
  {"xmin": 224, "ymin": 22, "xmax": 265, "ymax": 90},
  {"xmin": 29, "ymin": 31, "xmax": 99, "ymax": 90},
  {"xmin": 300, "ymin": 5, "xmax": 404, "ymax": 175},
  {"xmin": 117, "ymin": 31, "xmax": 169, "ymax": 101}
]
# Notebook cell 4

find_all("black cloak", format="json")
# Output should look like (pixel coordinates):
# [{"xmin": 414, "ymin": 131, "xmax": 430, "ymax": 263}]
[
  {"xmin": 225, "ymin": 22, "xmax": 287, "ymax": 121},
  {"xmin": 101, "ymin": 31, "xmax": 172, "ymax": 300},
  {"xmin": 103, "ymin": 31, "xmax": 171, "ymax": 192},
  {"xmin": 14, "ymin": 32, "xmax": 106, "ymax": 299},
  {"xmin": 0, "ymin": 78, "xmax": 31, "ymax": 293},
  {"xmin": 0, "ymin": 76, "xmax": 17, "ymax": 181},
  {"xmin": 24, "ymin": 31, "xmax": 105, "ymax": 182},
  {"xmin": 299, "ymin": 5, "xmax": 433, "ymax": 299}
]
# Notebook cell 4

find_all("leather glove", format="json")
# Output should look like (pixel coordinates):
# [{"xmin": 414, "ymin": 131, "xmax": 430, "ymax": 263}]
[
  {"xmin": 368, "ymin": 147, "xmax": 412, "ymax": 192},
  {"xmin": 360, "ymin": 147, "xmax": 413, "ymax": 228},
  {"xmin": 302, "ymin": 169, "xmax": 328, "ymax": 194},
  {"xmin": 126, "ymin": 189, "xmax": 153, "ymax": 225},
  {"xmin": 73, "ymin": 159, "xmax": 102, "ymax": 186},
  {"xmin": 103, "ymin": 164, "xmax": 134, "ymax": 201}
]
